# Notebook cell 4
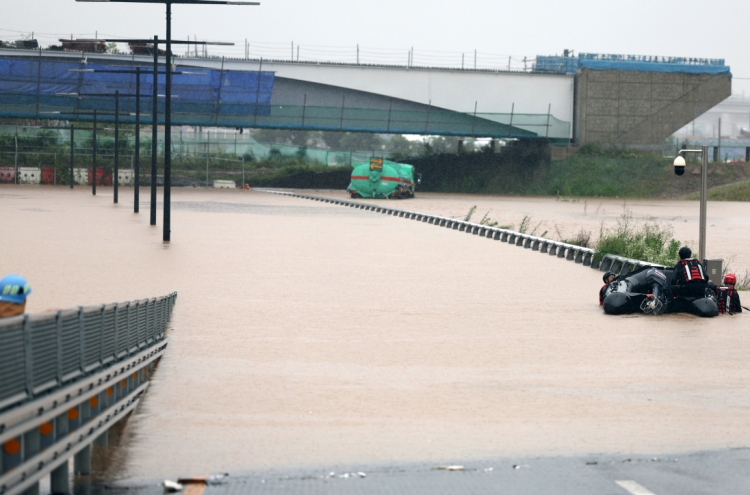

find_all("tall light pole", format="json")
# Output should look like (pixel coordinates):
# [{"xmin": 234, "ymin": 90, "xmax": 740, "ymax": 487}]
[
  {"xmin": 69, "ymin": 61, "xmax": 214, "ymax": 215},
  {"xmin": 673, "ymin": 146, "xmax": 708, "ymax": 261},
  {"xmin": 87, "ymin": 37, "xmax": 231, "ymax": 224},
  {"xmin": 76, "ymin": 0, "xmax": 259, "ymax": 243}
]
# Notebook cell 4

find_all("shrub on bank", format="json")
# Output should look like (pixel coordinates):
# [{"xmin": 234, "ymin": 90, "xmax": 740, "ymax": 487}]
[{"xmin": 594, "ymin": 212, "xmax": 681, "ymax": 265}]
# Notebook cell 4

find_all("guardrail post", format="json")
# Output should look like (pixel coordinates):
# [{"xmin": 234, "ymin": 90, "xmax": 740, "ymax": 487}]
[
  {"xmin": 78, "ymin": 307, "xmax": 85, "ymax": 374},
  {"xmin": 548, "ymin": 244, "xmax": 557, "ymax": 255},
  {"xmin": 73, "ymin": 444, "xmax": 91, "ymax": 475},
  {"xmin": 23, "ymin": 316, "xmax": 34, "ymax": 400},
  {"xmin": 56, "ymin": 311, "xmax": 63, "ymax": 388},
  {"xmin": 50, "ymin": 460, "xmax": 70, "ymax": 494},
  {"xmin": 523, "ymin": 237, "xmax": 532, "ymax": 248},
  {"xmin": 22, "ymin": 428, "xmax": 41, "ymax": 494},
  {"xmin": 532, "ymin": 239, "xmax": 541, "ymax": 250},
  {"xmin": 583, "ymin": 252, "xmax": 593, "ymax": 266},
  {"xmin": 493, "ymin": 230, "xmax": 501, "ymax": 240},
  {"xmin": 113, "ymin": 303, "xmax": 119, "ymax": 360},
  {"xmin": 67, "ymin": 406, "xmax": 80, "ymax": 433},
  {"xmin": 81, "ymin": 398, "xmax": 91, "ymax": 424},
  {"xmin": 2, "ymin": 436, "xmax": 22, "ymax": 474},
  {"xmin": 567, "ymin": 247, "xmax": 576, "ymax": 260},
  {"xmin": 540, "ymin": 240, "xmax": 549, "ymax": 253},
  {"xmin": 557, "ymin": 246, "xmax": 567, "ymax": 258},
  {"xmin": 126, "ymin": 301, "xmax": 132, "ymax": 355},
  {"xmin": 575, "ymin": 250, "xmax": 584, "ymax": 263}
]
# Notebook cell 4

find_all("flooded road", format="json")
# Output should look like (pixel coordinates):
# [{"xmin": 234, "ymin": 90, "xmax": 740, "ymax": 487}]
[{"xmin": 1, "ymin": 186, "xmax": 749, "ymax": 483}]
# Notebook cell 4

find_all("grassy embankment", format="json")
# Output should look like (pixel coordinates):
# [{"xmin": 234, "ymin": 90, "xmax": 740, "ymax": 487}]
[
  {"xmin": 400, "ymin": 142, "xmax": 750, "ymax": 199},
  {"xmin": 686, "ymin": 180, "xmax": 750, "ymax": 201}
]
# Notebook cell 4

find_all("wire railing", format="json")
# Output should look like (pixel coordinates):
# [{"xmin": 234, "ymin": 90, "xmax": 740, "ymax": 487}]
[{"xmin": 0, "ymin": 28, "xmax": 537, "ymax": 72}]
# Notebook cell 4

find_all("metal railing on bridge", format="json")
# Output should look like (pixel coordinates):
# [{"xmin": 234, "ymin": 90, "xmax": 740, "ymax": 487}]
[{"xmin": 0, "ymin": 292, "xmax": 177, "ymax": 495}]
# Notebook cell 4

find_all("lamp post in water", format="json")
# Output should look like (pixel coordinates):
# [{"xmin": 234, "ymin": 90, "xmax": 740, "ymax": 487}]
[
  {"xmin": 76, "ymin": 0, "xmax": 259, "ymax": 242},
  {"xmin": 673, "ymin": 146, "xmax": 708, "ymax": 261},
  {"xmin": 76, "ymin": 38, "xmax": 230, "ymax": 220}
]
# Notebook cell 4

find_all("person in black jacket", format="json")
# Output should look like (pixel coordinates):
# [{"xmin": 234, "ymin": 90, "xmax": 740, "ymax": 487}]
[
  {"xmin": 671, "ymin": 247, "xmax": 709, "ymax": 298},
  {"xmin": 716, "ymin": 273, "xmax": 743, "ymax": 314},
  {"xmin": 599, "ymin": 272, "xmax": 616, "ymax": 306}
]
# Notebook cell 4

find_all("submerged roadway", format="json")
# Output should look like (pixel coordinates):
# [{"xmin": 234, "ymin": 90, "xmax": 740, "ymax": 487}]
[{"xmin": 1, "ymin": 186, "xmax": 748, "ymax": 494}]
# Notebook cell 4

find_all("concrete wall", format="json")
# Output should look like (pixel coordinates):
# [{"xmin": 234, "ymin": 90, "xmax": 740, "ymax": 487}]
[{"xmin": 574, "ymin": 69, "xmax": 731, "ymax": 147}]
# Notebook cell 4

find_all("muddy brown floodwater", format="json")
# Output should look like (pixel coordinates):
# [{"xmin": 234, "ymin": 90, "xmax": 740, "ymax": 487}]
[{"xmin": 1, "ymin": 186, "xmax": 749, "ymax": 484}]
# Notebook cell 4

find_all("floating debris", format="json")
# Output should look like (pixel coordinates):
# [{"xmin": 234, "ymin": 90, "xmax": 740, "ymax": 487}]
[
  {"xmin": 162, "ymin": 480, "xmax": 183, "ymax": 492},
  {"xmin": 435, "ymin": 465, "xmax": 465, "ymax": 471}
]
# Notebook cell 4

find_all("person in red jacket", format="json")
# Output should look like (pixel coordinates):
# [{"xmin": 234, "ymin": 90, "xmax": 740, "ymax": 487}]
[
  {"xmin": 716, "ymin": 273, "xmax": 743, "ymax": 314},
  {"xmin": 599, "ymin": 272, "xmax": 616, "ymax": 306}
]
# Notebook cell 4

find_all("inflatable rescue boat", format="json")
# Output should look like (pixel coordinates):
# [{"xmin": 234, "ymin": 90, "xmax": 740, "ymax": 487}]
[{"xmin": 603, "ymin": 266, "xmax": 718, "ymax": 317}]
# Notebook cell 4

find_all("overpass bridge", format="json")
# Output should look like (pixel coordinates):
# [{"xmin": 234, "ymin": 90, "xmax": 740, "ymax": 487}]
[
  {"xmin": 0, "ymin": 48, "xmax": 732, "ymax": 146},
  {"xmin": 0, "ymin": 293, "xmax": 176, "ymax": 495}
]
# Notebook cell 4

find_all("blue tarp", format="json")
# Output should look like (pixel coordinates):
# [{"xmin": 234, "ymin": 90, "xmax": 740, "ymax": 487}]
[
  {"xmin": 578, "ymin": 59, "xmax": 731, "ymax": 74},
  {"xmin": 0, "ymin": 57, "xmax": 275, "ymax": 123},
  {"xmin": 534, "ymin": 54, "xmax": 730, "ymax": 75}
]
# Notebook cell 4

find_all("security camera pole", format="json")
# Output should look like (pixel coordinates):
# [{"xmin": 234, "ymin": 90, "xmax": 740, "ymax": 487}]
[
  {"xmin": 76, "ymin": 0, "xmax": 259, "ymax": 243},
  {"xmin": 673, "ymin": 145, "xmax": 708, "ymax": 261}
]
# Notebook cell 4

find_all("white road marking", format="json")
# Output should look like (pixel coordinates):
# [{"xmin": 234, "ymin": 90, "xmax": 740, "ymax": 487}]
[{"xmin": 615, "ymin": 480, "xmax": 658, "ymax": 495}]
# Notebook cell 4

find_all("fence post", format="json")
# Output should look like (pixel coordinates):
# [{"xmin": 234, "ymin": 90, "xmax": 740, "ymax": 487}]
[{"xmin": 70, "ymin": 126, "xmax": 74, "ymax": 189}]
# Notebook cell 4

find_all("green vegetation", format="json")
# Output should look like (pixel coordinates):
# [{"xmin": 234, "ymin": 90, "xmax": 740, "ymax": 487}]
[
  {"xmin": 465, "ymin": 207, "xmax": 681, "ymax": 264},
  {"xmin": 402, "ymin": 142, "xmax": 750, "ymax": 198},
  {"xmin": 593, "ymin": 212, "xmax": 681, "ymax": 265},
  {"xmin": 686, "ymin": 180, "xmax": 750, "ymax": 201}
]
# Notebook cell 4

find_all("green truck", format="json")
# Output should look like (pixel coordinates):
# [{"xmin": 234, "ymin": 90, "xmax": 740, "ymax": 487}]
[{"xmin": 347, "ymin": 158, "xmax": 416, "ymax": 199}]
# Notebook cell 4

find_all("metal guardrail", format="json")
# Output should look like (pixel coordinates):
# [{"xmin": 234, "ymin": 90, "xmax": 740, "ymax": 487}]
[
  {"xmin": 260, "ymin": 190, "xmax": 663, "ymax": 276},
  {"xmin": 0, "ymin": 292, "xmax": 177, "ymax": 495}
]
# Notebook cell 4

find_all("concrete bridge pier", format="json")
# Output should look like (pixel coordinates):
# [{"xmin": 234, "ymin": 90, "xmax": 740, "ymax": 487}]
[
  {"xmin": 74, "ymin": 445, "xmax": 91, "ymax": 476},
  {"xmin": 50, "ymin": 460, "xmax": 69, "ymax": 495}
]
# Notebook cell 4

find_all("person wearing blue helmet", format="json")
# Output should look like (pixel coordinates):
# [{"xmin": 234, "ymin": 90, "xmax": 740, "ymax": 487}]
[{"xmin": 0, "ymin": 274, "xmax": 32, "ymax": 318}]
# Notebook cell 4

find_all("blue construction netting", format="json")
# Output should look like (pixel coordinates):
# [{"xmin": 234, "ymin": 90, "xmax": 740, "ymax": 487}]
[
  {"xmin": 0, "ymin": 57, "xmax": 275, "ymax": 125},
  {"xmin": 0, "ymin": 54, "xmax": 554, "ymax": 139},
  {"xmin": 534, "ymin": 53, "xmax": 730, "ymax": 75}
]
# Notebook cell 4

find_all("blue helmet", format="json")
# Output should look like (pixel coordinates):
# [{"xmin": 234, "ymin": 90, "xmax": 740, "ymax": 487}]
[{"xmin": 0, "ymin": 275, "xmax": 32, "ymax": 304}]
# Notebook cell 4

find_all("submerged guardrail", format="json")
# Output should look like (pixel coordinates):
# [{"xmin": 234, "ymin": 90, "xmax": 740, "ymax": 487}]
[
  {"xmin": 260, "ymin": 190, "xmax": 664, "ymax": 276},
  {"xmin": 0, "ymin": 292, "xmax": 177, "ymax": 495}
]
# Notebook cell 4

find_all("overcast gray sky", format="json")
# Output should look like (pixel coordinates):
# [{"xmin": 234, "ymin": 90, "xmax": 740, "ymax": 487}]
[{"xmin": 4, "ymin": 0, "xmax": 750, "ymax": 94}]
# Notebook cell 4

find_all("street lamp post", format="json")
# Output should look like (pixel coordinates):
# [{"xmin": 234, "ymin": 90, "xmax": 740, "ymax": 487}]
[
  {"xmin": 673, "ymin": 145, "xmax": 708, "ymax": 261},
  {"xmin": 76, "ymin": 0, "xmax": 258, "ymax": 242},
  {"xmin": 78, "ymin": 36, "xmax": 233, "ymax": 224},
  {"xmin": 70, "ymin": 62, "xmax": 210, "ymax": 217}
]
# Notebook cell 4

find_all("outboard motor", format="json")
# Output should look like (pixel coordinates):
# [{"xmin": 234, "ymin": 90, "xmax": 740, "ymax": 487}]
[{"xmin": 640, "ymin": 268, "xmax": 671, "ymax": 315}]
